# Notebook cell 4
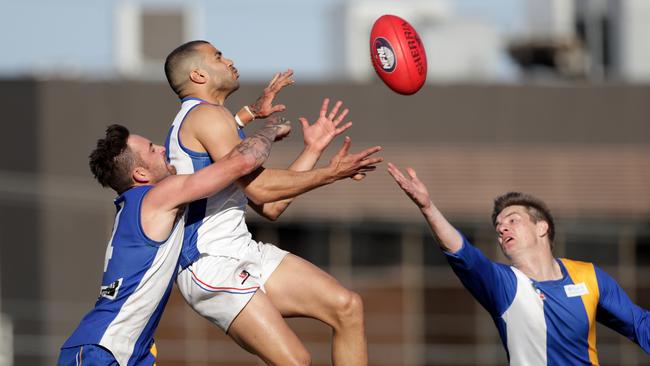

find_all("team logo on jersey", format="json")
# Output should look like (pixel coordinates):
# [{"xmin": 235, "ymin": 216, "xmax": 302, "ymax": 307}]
[
  {"xmin": 99, "ymin": 278, "xmax": 123, "ymax": 300},
  {"xmin": 374, "ymin": 37, "xmax": 396, "ymax": 72},
  {"xmin": 239, "ymin": 270, "xmax": 251, "ymax": 285}
]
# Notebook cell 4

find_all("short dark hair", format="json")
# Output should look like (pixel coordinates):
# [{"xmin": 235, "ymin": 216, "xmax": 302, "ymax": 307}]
[
  {"xmin": 89, "ymin": 124, "xmax": 138, "ymax": 193},
  {"xmin": 491, "ymin": 192, "xmax": 555, "ymax": 242},
  {"xmin": 164, "ymin": 40, "xmax": 209, "ymax": 96}
]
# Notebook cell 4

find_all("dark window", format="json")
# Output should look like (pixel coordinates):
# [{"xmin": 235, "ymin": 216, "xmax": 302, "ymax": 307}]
[
  {"xmin": 423, "ymin": 287, "xmax": 476, "ymax": 344},
  {"xmin": 277, "ymin": 223, "xmax": 330, "ymax": 267},
  {"xmin": 564, "ymin": 230, "xmax": 619, "ymax": 265},
  {"xmin": 635, "ymin": 231, "xmax": 650, "ymax": 266},
  {"xmin": 351, "ymin": 223, "xmax": 401, "ymax": 266}
]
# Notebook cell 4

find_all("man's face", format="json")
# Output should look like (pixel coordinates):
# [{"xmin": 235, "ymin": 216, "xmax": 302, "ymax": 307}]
[
  {"xmin": 197, "ymin": 43, "xmax": 240, "ymax": 92},
  {"xmin": 127, "ymin": 134, "xmax": 176, "ymax": 184},
  {"xmin": 494, "ymin": 205, "xmax": 545, "ymax": 258}
]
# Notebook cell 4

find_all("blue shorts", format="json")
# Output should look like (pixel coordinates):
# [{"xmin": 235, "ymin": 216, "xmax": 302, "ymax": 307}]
[
  {"xmin": 58, "ymin": 343, "xmax": 157, "ymax": 366},
  {"xmin": 57, "ymin": 345, "xmax": 118, "ymax": 366}
]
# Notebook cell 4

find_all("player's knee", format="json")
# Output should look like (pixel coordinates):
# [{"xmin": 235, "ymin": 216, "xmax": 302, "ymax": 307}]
[
  {"xmin": 273, "ymin": 348, "xmax": 311, "ymax": 366},
  {"xmin": 293, "ymin": 348, "xmax": 311, "ymax": 366},
  {"xmin": 332, "ymin": 290, "xmax": 364, "ymax": 328}
]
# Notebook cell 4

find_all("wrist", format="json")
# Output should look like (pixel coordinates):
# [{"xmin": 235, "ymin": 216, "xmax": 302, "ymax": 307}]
[
  {"xmin": 303, "ymin": 144, "xmax": 324, "ymax": 156},
  {"xmin": 243, "ymin": 105, "xmax": 257, "ymax": 119},
  {"xmin": 319, "ymin": 166, "xmax": 337, "ymax": 184},
  {"xmin": 236, "ymin": 106, "xmax": 257, "ymax": 127},
  {"xmin": 420, "ymin": 200, "xmax": 435, "ymax": 216},
  {"xmin": 234, "ymin": 114, "xmax": 246, "ymax": 128}
]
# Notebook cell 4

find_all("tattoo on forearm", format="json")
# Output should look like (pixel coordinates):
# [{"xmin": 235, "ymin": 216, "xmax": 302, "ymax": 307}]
[
  {"xmin": 236, "ymin": 117, "xmax": 288, "ymax": 166},
  {"xmin": 236, "ymin": 133, "xmax": 272, "ymax": 166}
]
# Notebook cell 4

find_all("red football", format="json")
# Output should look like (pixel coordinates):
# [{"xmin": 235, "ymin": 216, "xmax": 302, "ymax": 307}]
[{"xmin": 370, "ymin": 15, "xmax": 427, "ymax": 95}]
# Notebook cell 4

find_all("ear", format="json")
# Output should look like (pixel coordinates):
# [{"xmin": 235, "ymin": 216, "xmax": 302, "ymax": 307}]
[
  {"xmin": 536, "ymin": 220, "xmax": 549, "ymax": 238},
  {"xmin": 132, "ymin": 166, "xmax": 151, "ymax": 184},
  {"xmin": 189, "ymin": 68, "xmax": 207, "ymax": 84}
]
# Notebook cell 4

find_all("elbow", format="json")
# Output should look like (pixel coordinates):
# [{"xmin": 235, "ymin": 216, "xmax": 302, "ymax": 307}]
[
  {"xmin": 240, "ymin": 153, "xmax": 259, "ymax": 176},
  {"xmin": 255, "ymin": 211, "xmax": 279, "ymax": 221},
  {"xmin": 244, "ymin": 183, "xmax": 275, "ymax": 205},
  {"xmin": 265, "ymin": 211, "xmax": 280, "ymax": 221},
  {"xmin": 258, "ymin": 209, "xmax": 280, "ymax": 221},
  {"xmin": 245, "ymin": 191, "xmax": 267, "ymax": 206}
]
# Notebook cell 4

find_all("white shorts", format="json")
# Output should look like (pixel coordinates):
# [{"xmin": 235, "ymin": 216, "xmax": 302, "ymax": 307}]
[{"xmin": 176, "ymin": 240, "xmax": 288, "ymax": 332}]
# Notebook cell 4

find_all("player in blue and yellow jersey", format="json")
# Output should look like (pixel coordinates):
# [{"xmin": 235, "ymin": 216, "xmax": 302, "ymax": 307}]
[
  {"xmin": 58, "ymin": 119, "xmax": 290, "ymax": 366},
  {"xmin": 387, "ymin": 163, "xmax": 649, "ymax": 365}
]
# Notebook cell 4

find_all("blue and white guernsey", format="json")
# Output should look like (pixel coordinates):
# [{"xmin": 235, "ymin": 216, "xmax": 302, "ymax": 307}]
[
  {"xmin": 445, "ymin": 234, "xmax": 650, "ymax": 365},
  {"xmin": 165, "ymin": 97, "xmax": 251, "ymax": 269},
  {"xmin": 61, "ymin": 186, "xmax": 184, "ymax": 366}
]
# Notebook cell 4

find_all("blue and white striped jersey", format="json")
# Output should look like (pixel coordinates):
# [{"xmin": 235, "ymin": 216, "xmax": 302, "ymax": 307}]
[
  {"xmin": 61, "ymin": 186, "xmax": 184, "ymax": 366},
  {"xmin": 445, "ymin": 234, "xmax": 650, "ymax": 365},
  {"xmin": 165, "ymin": 98, "xmax": 251, "ymax": 269}
]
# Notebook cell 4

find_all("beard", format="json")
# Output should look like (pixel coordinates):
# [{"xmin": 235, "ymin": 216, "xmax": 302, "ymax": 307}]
[
  {"xmin": 214, "ymin": 68, "xmax": 240, "ymax": 96},
  {"xmin": 154, "ymin": 162, "xmax": 177, "ymax": 182},
  {"xmin": 167, "ymin": 164, "xmax": 177, "ymax": 176}
]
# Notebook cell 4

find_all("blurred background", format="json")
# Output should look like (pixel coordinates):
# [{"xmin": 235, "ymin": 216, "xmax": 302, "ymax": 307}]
[{"xmin": 0, "ymin": 0, "xmax": 649, "ymax": 365}]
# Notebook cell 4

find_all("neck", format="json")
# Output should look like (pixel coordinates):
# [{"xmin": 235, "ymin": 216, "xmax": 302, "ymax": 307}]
[
  {"xmin": 184, "ymin": 87, "xmax": 229, "ymax": 105},
  {"xmin": 511, "ymin": 250, "xmax": 561, "ymax": 281}
]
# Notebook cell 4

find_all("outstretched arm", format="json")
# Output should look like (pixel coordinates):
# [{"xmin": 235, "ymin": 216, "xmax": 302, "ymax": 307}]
[
  {"xmin": 234, "ymin": 69, "xmax": 294, "ymax": 127},
  {"xmin": 241, "ymin": 137, "xmax": 382, "ymax": 204},
  {"xmin": 179, "ymin": 102, "xmax": 382, "ymax": 206},
  {"xmin": 249, "ymin": 98, "xmax": 353, "ymax": 220},
  {"xmin": 387, "ymin": 163, "xmax": 462, "ymax": 253},
  {"xmin": 595, "ymin": 266, "xmax": 650, "ymax": 353},
  {"xmin": 387, "ymin": 163, "xmax": 518, "ymax": 316},
  {"xmin": 144, "ymin": 117, "xmax": 290, "ymax": 213},
  {"xmin": 140, "ymin": 117, "xmax": 290, "ymax": 242}
]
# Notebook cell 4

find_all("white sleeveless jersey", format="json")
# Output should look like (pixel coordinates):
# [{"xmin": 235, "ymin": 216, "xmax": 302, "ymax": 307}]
[{"xmin": 165, "ymin": 97, "xmax": 252, "ymax": 268}]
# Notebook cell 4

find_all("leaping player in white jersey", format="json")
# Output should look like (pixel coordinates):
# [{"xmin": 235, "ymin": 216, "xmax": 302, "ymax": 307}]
[
  {"xmin": 164, "ymin": 40, "xmax": 382, "ymax": 365},
  {"xmin": 58, "ymin": 119, "xmax": 290, "ymax": 366}
]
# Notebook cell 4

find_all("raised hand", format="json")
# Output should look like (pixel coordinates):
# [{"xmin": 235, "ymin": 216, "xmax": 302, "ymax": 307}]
[
  {"xmin": 265, "ymin": 116, "xmax": 292, "ymax": 141},
  {"xmin": 300, "ymin": 98, "xmax": 353, "ymax": 153},
  {"xmin": 387, "ymin": 163, "xmax": 432, "ymax": 210},
  {"xmin": 327, "ymin": 137, "xmax": 383, "ymax": 181},
  {"xmin": 248, "ymin": 69, "xmax": 295, "ymax": 118}
]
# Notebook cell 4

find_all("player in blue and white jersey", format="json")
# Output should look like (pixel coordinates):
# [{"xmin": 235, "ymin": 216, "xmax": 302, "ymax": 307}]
[
  {"xmin": 388, "ymin": 163, "xmax": 649, "ymax": 365},
  {"xmin": 164, "ymin": 40, "xmax": 383, "ymax": 365},
  {"xmin": 58, "ymin": 119, "xmax": 290, "ymax": 366}
]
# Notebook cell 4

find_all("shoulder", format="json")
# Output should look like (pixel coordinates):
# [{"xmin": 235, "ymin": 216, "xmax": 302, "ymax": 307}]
[
  {"xmin": 182, "ymin": 103, "xmax": 237, "ymax": 139},
  {"xmin": 186, "ymin": 103, "xmax": 233, "ymax": 125},
  {"xmin": 121, "ymin": 185, "xmax": 153, "ymax": 205},
  {"xmin": 560, "ymin": 257, "xmax": 593, "ymax": 267},
  {"xmin": 559, "ymin": 258, "xmax": 597, "ymax": 277},
  {"xmin": 140, "ymin": 177, "xmax": 183, "ymax": 214}
]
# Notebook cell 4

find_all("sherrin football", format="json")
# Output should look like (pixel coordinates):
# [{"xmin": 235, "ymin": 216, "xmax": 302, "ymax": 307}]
[{"xmin": 370, "ymin": 15, "xmax": 427, "ymax": 95}]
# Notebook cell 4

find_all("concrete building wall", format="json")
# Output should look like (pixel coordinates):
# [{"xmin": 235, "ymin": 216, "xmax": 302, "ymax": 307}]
[{"xmin": 0, "ymin": 79, "xmax": 648, "ymax": 365}]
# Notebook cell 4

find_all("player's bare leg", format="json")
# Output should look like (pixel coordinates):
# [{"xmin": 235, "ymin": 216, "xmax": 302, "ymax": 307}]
[
  {"xmin": 264, "ymin": 254, "xmax": 368, "ymax": 366},
  {"xmin": 227, "ymin": 290, "xmax": 311, "ymax": 366}
]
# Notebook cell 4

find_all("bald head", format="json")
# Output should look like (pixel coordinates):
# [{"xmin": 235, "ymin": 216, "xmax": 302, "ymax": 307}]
[{"xmin": 164, "ymin": 40, "xmax": 210, "ymax": 97}]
